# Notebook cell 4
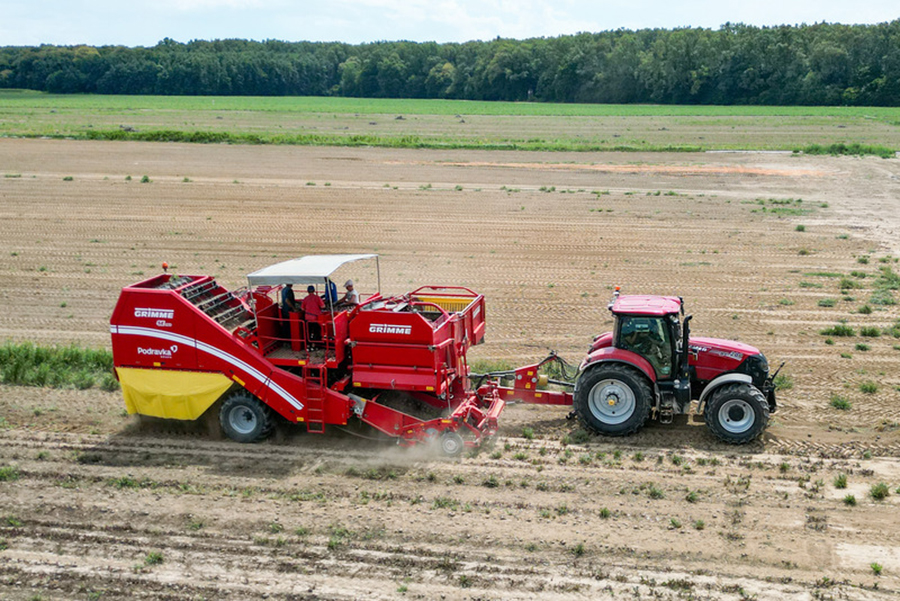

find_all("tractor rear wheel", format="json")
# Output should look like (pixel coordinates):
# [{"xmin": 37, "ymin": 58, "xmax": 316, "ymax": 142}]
[
  {"xmin": 574, "ymin": 364, "xmax": 652, "ymax": 437},
  {"xmin": 704, "ymin": 383, "xmax": 769, "ymax": 444},
  {"xmin": 220, "ymin": 391, "xmax": 274, "ymax": 443}
]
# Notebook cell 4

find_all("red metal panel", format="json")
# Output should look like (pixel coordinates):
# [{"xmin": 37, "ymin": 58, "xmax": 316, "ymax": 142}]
[
  {"xmin": 111, "ymin": 287, "xmax": 200, "ymax": 370},
  {"xmin": 611, "ymin": 295, "xmax": 681, "ymax": 317},
  {"xmin": 352, "ymin": 365, "xmax": 447, "ymax": 394},
  {"xmin": 689, "ymin": 336, "xmax": 759, "ymax": 381},
  {"xmin": 581, "ymin": 347, "xmax": 658, "ymax": 383},
  {"xmin": 111, "ymin": 275, "xmax": 304, "ymax": 422}
]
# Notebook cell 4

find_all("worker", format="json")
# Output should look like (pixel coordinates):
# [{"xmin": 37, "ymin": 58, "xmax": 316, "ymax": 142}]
[
  {"xmin": 280, "ymin": 283, "xmax": 297, "ymax": 315},
  {"xmin": 322, "ymin": 279, "xmax": 338, "ymax": 306},
  {"xmin": 301, "ymin": 284, "xmax": 325, "ymax": 347},
  {"xmin": 622, "ymin": 321, "xmax": 670, "ymax": 376},
  {"xmin": 279, "ymin": 283, "xmax": 297, "ymax": 341},
  {"xmin": 338, "ymin": 279, "xmax": 360, "ymax": 307}
]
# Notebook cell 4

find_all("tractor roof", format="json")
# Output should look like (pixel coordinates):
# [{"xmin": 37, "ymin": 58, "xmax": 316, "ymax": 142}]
[
  {"xmin": 610, "ymin": 295, "xmax": 682, "ymax": 317},
  {"xmin": 247, "ymin": 254, "xmax": 377, "ymax": 286}
]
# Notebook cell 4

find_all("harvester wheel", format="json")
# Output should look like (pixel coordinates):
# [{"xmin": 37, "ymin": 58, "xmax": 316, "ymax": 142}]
[
  {"xmin": 574, "ymin": 364, "xmax": 651, "ymax": 437},
  {"xmin": 439, "ymin": 431, "xmax": 465, "ymax": 457},
  {"xmin": 704, "ymin": 383, "xmax": 769, "ymax": 444},
  {"xmin": 219, "ymin": 391, "xmax": 274, "ymax": 443}
]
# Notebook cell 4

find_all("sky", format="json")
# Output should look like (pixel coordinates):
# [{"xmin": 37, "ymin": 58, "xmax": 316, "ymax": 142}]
[{"xmin": 4, "ymin": 1, "xmax": 899, "ymax": 47}]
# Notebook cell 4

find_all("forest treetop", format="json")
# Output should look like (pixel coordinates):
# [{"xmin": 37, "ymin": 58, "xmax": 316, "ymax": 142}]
[{"xmin": 2, "ymin": 21, "xmax": 899, "ymax": 106}]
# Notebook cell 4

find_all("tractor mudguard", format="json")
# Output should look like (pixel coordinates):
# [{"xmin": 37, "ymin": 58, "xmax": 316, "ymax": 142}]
[
  {"xmin": 696, "ymin": 372, "xmax": 753, "ymax": 412},
  {"xmin": 577, "ymin": 347, "xmax": 657, "ymax": 391}
]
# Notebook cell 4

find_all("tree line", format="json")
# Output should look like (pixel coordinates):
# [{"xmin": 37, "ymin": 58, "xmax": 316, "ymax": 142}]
[{"xmin": 2, "ymin": 21, "xmax": 900, "ymax": 105}]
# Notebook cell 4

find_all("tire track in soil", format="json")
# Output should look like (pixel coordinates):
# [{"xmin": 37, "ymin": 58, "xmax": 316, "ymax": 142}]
[{"xmin": 2, "ymin": 427, "xmax": 899, "ymax": 600}]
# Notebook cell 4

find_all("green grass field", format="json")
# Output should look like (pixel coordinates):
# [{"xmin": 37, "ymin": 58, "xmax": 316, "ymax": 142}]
[{"xmin": 1, "ymin": 90, "xmax": 898, "ymax": 154}]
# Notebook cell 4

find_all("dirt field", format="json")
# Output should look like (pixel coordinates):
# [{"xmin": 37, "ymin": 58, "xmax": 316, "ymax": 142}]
[{"xmin": 1, "ymin": 138, "xmax": 900, "ymax": 599}]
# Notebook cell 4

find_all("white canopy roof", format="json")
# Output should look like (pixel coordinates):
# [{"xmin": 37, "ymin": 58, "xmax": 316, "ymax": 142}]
[{"xmin": 246, "ymin": 254, "xmax": 377, "ymax": 286}]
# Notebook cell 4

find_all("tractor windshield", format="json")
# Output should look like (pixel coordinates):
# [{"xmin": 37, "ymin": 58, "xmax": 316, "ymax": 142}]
[{"xmin": 618, "ymin": 315, "xmax": 674, "ymax": 378}]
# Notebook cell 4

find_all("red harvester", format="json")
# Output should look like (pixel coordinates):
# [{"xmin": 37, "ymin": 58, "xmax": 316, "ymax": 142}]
[{"xmin": 110, "ymin": 256, "xmax": 779, "ymax": 452}]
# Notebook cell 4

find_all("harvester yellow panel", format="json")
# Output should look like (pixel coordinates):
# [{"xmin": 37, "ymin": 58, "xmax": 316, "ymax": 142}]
[
  {"xmin": 414, "ymin": 296, "xmax": 470, "ymax": 313},
  {"xmin": 117, "ymin": 367, "xmax": 232, "ymax": 420}
]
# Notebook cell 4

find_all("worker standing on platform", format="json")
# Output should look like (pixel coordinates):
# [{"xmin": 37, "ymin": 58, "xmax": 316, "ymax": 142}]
[
  {"xmin": 302, "ymin": 284, "xmax": 325, "ymax": 347},
  {"xmin": 279, "ymin": 283, "xmax": 297, "ymax": 340},
  {"xmin": 281, "ymin": 283, "xmax": 297, "ymax": 315}
]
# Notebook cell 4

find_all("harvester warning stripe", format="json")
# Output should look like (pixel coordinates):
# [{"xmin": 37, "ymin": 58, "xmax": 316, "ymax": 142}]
[{"xmin": 110, "ymin": 325, "xmax": 304, "ymax": 411}]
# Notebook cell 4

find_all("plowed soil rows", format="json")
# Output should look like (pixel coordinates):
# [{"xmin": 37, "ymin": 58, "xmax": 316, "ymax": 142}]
[{"xmin": 1, "ymin": 138, "xmax": 900, "ymax": 599}]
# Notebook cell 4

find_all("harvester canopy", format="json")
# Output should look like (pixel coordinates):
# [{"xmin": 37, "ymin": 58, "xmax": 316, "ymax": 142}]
[{"xmin": 246, "ymin": 254, "xmax": 379, "ymax": 288}]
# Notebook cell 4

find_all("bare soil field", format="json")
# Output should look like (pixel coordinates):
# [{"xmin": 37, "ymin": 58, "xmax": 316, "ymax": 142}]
[{"xmin": 1, "ymin": 138, "xmax": 900, "ymax": 600}]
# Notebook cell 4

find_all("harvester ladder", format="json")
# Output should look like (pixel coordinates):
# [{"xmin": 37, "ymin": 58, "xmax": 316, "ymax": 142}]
[{"xmin": 303, "ymin": 365, "xmax": 327, "ymax": 434}]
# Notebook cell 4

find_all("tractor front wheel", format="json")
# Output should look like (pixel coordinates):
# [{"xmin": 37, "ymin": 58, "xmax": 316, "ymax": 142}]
[
  {"xmin": 704, "ymin": 383, "xmax": 769, "ymax": 444},
  {"xmin": 574, "ymin": 364, "xmax": 652, "ymax": 437},
  {"xmin": 220, "ymin": 391, "xmax": 274, "ymax": 443}
]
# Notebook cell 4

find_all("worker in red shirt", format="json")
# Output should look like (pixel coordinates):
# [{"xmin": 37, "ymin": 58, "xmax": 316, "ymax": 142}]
[{"xmin": 301, "ymin": 285, "xmax": 326, "ymax": 347}]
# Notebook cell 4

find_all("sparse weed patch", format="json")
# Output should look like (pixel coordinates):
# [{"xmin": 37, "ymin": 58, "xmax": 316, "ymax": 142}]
[
  {"xmin": 830, "ymin": 395, "xmax": 852, "ymax": 411},
  {"xmin": 859, "ymin": 381, "xmax": 878, "ymax": 394},
  {"xmin": 646, "ymin": 483, "xmax": 665, "ymax": 499},
  {"xmin": 820, "ymin": 324, "xmax": 854, "ymax": 337},
  {"xmin": 0, "ymin": 466, "xmax": 20, "ymax": 482},
  {"xmin": 774, "ymin": 373, "xmax": 793, "ymax": 391},
  {"xmin": 869, "ymin": 482, "xmax": 890, "ymax": 500}
]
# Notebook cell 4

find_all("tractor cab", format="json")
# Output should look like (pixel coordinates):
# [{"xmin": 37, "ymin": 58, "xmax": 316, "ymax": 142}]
[
  {"xmin": 610, "ymin": 294, "xmax": 688, "ymax": 377},
  {"xmin": 607, "ymin": 292, "xmax": 693, "ymax": 418}
]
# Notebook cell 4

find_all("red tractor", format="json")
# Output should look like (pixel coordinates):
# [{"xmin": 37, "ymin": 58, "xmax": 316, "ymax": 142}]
[{"xmin": 493, "ymin": 289, "xmax": 780, "ymax": 444}]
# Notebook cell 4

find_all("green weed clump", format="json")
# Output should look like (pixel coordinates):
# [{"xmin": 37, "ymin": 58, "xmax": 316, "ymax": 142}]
[
  {"xmin": 869, "ymin": 482, "xmax": 891, "ymax": 500},
  {"xmin": 830, "ymin": 395, "xmax": 852, "ymax": 410},
  {"xmin": 820, "ymin": 324, "xmax": 854, "ymax": 337},
  {"xmin": 774, "ymin": 373, "xmax": 794, "ymax": 391},
  {"xmin": 0, "ymin": 466, "xmax": 20, "ymax": 482},
  {"xmin": 0, "ymin": 342, "xmax": 116, "ymax": 391},
  {"xmin": 871, "ymin": 267, "xmax": 899, "ymax": 306},
  {"xmin": 839, "ymin": 277, "xmax": 863, "ymax": 291},
  {"xmin": 859, "ymin": 381, "xmax": 878, "ymax": 394}
]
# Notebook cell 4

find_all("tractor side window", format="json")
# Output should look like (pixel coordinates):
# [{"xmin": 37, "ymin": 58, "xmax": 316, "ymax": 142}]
[{"xmin": 619, "ymin": 316, "xmax": 673, "ymax": 378}]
